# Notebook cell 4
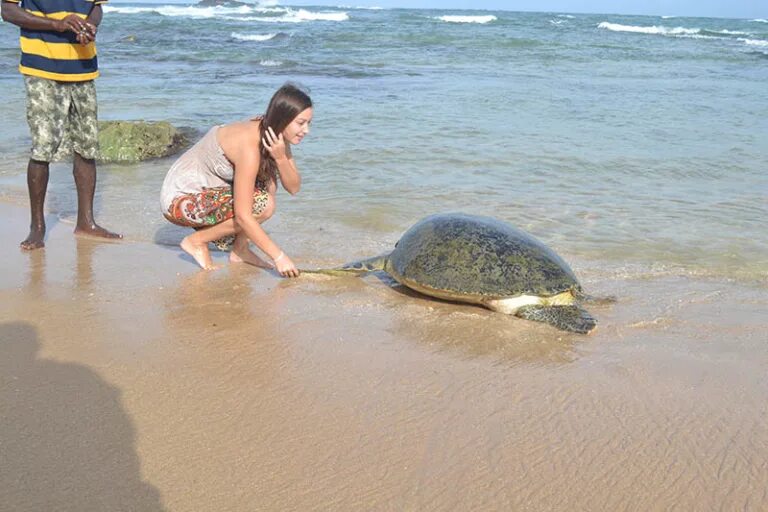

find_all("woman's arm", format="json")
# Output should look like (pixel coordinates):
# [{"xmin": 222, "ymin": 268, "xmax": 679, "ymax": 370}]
[
  {"xmin": 232, "ymin": 149, "xmax": 298, "ymax": 277},
  {"xmin": 232, "ymin": 159, "xmax": 280, "ymax": 258}
]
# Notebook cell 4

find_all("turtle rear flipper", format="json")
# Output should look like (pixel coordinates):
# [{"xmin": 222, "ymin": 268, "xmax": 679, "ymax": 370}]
[
  {"xmin": 341, "ymin": 254, "xmax": 388, "ymax": 272},
  {"xmin": 516, "ymin": 305, "xmax": 597, "ymax": 334}
]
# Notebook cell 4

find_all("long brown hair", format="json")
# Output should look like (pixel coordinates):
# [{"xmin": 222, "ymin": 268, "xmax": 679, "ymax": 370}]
[{"xmin": 258, "ymin": 83, "xmax": 312, "ymax": 184}]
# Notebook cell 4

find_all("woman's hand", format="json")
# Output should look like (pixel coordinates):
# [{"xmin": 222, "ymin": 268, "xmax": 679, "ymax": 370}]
[
  {"xmin": 273, "ymin": 252, "xmax": 299, "ymax": 278},
  {"xmin": 262, "ymin": 126, "xmax": 288, "ymax": 161}
]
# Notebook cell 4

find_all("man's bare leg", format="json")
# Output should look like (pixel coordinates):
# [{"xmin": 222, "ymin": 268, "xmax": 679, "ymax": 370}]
[
  {"xmin": 72, "ymin": 152, "xmax": 122, "ymax": 240},
  {"xmin": 181, "ymin": 219, "xmax": 236, "ymax": 270},
  {"xmin": 20, "ymin": 159, "xmax": 49, "ymax": 250}
]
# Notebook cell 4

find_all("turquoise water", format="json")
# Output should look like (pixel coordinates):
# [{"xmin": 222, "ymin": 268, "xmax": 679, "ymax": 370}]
[{"xmin": 1, "ymin": 4, "xmax": 766, "ymax": 281}]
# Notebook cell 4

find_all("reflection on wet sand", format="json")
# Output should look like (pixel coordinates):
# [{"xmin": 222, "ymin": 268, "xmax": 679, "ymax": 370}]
[
  {"xmin": 74, "ymin": 237, "xmax": 96, "ymax": 292},
  {"xmin": 300, "ymin": 270, "xmax": 585, "ymax": 363},
  {"xmin": 163, "ymin": 265, "xmax": 286, "ymax": 340},
  {"xmin": 24, "ymin": 249, "xmax": 47, "ymax": 299}
]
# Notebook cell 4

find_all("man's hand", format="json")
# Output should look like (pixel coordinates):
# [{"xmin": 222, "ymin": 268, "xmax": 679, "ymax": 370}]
[
  {"xmin": 76, "ymin": 23, "xmax": 96, "ymax": 44},
  {"xmin": 54, "ymin": 14, "xmax": 96, "ymax": 44}
]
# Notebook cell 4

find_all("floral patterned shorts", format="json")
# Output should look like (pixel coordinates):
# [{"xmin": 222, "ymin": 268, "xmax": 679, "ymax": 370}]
[{"xmin": 164, "ymin": 186, "xmax": 270, "ymax": 251}]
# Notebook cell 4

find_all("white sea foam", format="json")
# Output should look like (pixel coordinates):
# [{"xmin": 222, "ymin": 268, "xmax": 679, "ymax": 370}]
[
  {"xmin": 750, "ymin": 19, "xmax": 768, "ymax": 23},
  {"xmin": 247, "ymin": 8, "xmax": 349, "ymax": 23},
  {"xmin": 435, "ymin": 15, "xmax": 497, "ymax": 24},
  {"xmin": 598, "ymin": 22, "xmax": 763, "ymax": 46},
  {"xmin": 103, "ymin": 5, "xmax": 254, "ymax": 18},
  {"xmin": 231, "ymin": 32, "xmax": 277, "ymax": 42},
  {"xmin": 557, "ymin": 14, "xmax": 574, "ymax": 18},
  {"xmin": 289, "ymin": 9, "xmax": 348, "ymax": 21},
  {"xmin": 259, "ymin": 59, "xmax": 283, "ymax": 66},
  {"xmin": 597, "ymin": 22, "xmax": 701, "ymax": 36},
  {"xmin": 103, "ymin": 5, "xmax": 347, "ymax": 22},
  {"xmin": 740, "ymin": 38, "xmax": 768, "ymax": 47},
  {"xmin": 714, "ymin": 29, "xmax": 750, "ymax": 35},
  {"xmin": 549, "ymin": 19, "xmax": 565, "ymax": 25}
]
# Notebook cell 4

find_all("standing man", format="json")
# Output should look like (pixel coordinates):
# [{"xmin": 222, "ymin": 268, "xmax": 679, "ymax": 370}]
[{"xmin": 1, "ymin": 0, "xmax": 121, "ymax": 250}]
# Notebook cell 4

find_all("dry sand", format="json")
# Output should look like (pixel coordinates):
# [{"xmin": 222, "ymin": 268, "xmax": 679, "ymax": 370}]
[{"xmin": 1, "ymin": 202, "xmax": 767, "ymax": 511}]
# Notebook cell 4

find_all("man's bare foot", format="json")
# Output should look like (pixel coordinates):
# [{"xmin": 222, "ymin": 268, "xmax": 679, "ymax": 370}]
[
  {"xmin": 74, "ymin": 223, "xmax": 123, "ymax": 240},
  {"xmin": 20, "ymin": 228, "xmax": 45, "ymax": 251},
  {"xmin": 181, "ymin": 236, "xmax": 219, "ymax": 270},
  {"xmin": 230, "ymin": 240, "xmax": 273, "ymax": 269}
]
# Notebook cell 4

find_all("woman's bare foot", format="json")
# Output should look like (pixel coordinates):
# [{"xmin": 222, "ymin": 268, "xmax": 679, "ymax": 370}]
[
  {"xmin": 230, "ymin": 239, "xmax": 273, "ymax": 269},
  {"xmin": 20, "ymin": 228, "xmax": 46, "ymax": 250},
  {"xmin": 181, "ymin": 235, "xmax": 219, "ymax": 270},
  {"xmin": 74, "ymin": 223, "xmax": 123, "ymax": 240}
]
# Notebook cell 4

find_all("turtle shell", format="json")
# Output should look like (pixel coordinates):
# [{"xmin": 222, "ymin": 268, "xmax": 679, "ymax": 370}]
[{"xmin": 386, "ymin": 213, "xmax": 580, "ymax": 300}]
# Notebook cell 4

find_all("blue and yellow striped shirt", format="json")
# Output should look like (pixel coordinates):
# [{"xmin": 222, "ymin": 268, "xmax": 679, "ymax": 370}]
[{"xmin": 7, "ymin": 0, "xmax": 107, "ymax": 81}]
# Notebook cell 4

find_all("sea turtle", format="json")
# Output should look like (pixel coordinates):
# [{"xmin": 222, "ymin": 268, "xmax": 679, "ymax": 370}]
[{"xmin": 310, "ymin": 213, "xmax": 601, "ymax": 334}]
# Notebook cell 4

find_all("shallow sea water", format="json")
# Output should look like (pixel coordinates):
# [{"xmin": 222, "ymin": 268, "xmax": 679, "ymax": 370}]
[{"xmin": 0, "ymin": 4, "xmax": 766, "ymax": 283}]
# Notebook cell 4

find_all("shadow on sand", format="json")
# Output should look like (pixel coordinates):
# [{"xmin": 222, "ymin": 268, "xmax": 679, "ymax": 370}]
[{"xmin": 0, "ymin": 322, "xmax": 166, "ymax": 511}]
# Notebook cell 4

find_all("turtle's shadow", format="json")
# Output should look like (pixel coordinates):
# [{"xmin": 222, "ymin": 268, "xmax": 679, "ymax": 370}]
[{"xmin": 358, "ymin": 272, "xmax": 586, "ymax": 364}]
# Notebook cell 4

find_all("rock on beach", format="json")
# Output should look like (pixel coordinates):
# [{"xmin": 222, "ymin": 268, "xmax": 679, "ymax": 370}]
[{"xmin": 98, "ymin": 120, "xmax": 189, "ymax": 163}]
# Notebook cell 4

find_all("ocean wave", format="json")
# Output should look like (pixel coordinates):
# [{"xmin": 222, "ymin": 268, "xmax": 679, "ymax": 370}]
[
  {"xmin": 596, "ymin": 22, "xmax": 735, "ymax": 41},
  {"xmin": 286, "ymin": 9, "xmax": 349, "ymax": 22},
  {"xmin": 740, "ymin": 38, "xmax": 768, "ymax": 48},
  {"xmin": 598, "ymin": 22, "xmax": 766, "ymax": 49},
  {"xmin": 103, "ymin": 5, "xmax": 255, "ymax": 18},
  {"xmin": 231, "ymin": 32, "xmax": 278, "ymax": 42},
  {"xmin": 244, "ymin": 8, "xmax": 349, "ymax": 23},
  {"xmin": 434, "ymin": 15, "xmax": 497, "ymax": 24},
  {"xmin": 102, "ymin": 5, "xmax": 347, "ymax": 22},
  {"xmin": 750, "ymin": 19, "xmax": 768, "ymax": 23},
  {"xmin": 598, "ymin": 22, "xmax": 701, "ymax": 36},
  {"xmin": 557, "ymin": 14, "xmax": 574, "ymax": 18},
  {"xmin": 703, "ymin": 29, "xmax": 750, "ymax": 36},
  {"xmin": 259, "ymin": 59, "xmax": 283, "ymax": 67}
]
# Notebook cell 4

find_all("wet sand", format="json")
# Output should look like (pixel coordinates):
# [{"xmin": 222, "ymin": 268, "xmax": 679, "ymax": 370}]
[{"xmin": 2, "ymin": 201, "xmax": 767, "ymax": 511}]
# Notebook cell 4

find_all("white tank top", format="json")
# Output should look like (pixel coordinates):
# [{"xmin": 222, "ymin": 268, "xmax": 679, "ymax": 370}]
[{"xmin": 160, "ymin": 125, "xmax": 234, "ymax": 212}]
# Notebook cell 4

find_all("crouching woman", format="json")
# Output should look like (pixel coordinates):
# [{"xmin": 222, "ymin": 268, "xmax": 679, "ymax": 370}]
[{"xmin": 160, "ymin": 83, "xmax": 312, "ymax": 277}]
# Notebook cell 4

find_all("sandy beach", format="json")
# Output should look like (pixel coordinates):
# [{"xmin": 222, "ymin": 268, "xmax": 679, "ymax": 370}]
[
  {"xmin": 2, "ymin": 1, "xmax": 767, "ymax": 508},
  {"xmin": 2, "ymin": 200, "xmax": 767, "ymax": 511}
]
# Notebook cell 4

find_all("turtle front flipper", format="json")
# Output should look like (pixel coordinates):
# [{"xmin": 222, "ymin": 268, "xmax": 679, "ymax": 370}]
[
  {"xmin": 515, "ymin": 305, "xmax": 597, "ymax": 334},
  {"xmin": 300, "ymin": 254, "xmax": 389, "ymax": 276}
]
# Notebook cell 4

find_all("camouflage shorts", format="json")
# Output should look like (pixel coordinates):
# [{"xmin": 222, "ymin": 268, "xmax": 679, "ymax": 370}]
[{"xmin": 24, "ymin": 76, "xmax": 99, "ymax": 162}]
